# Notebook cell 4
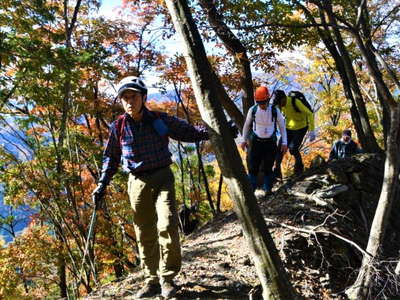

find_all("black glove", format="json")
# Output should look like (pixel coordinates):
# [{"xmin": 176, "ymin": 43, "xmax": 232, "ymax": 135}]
[
  {"xmin": 228, "ymin": 120, "xmax": 239, "ymax": 138},
  {"xmin": 92, "ymin": 182, "xmax": 107, "ymax": 210}
]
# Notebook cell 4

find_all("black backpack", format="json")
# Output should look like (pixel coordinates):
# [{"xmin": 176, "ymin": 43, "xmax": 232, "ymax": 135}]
[{"xmin": 289, "ymin": 91, "xmax": 313, "ymax": 113}]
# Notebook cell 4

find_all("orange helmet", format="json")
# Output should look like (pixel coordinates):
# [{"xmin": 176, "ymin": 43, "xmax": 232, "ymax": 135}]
[{"xmin": 254, "ymin": 86, "xmax": 270, "ymax": 102}]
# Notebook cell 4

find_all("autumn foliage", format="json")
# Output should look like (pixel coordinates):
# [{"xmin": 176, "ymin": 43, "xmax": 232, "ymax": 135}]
[{"xmin": 0, "ymin": 0, "xmax": 393, "ymax": 298}]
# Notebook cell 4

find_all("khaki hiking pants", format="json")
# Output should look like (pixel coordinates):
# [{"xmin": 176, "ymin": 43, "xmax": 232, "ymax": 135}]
[{"xmin": 128, "ymin": 166, "xmax": 181, "ymax": 284}]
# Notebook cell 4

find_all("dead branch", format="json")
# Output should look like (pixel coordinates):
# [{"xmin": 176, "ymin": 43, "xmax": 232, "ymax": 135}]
[
  {"xmin": 264, "ymin": 216, "xmax": 371, "ymax": 258},
  {"xmin": 286, "ymin": 190, "xmax": 335, "ymax": 208}
]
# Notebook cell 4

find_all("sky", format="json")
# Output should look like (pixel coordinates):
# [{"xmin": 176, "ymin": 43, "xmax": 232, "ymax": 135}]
[
  {"xmin": 97, "ymin": 0, "xmax": 190, "ymax": 95},
  {"xmin": 0, "ymin": 195, "xmax": 33, "ymax": 243},
  {"xmin": 97, "ymin": 0, "xmax": 186, "ymax": 55},
  {"xmin": 96, "ymin": 0, "xmax": 307, "ymax": 94},
  {"xmin": 98, "ymin": 0, "xmax": 120, "ymax": 19}
]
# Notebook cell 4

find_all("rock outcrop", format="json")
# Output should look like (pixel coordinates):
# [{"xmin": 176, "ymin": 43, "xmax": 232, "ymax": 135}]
[{"xmin": 85, "ymin": 153, "xmax": 400, "ymax": 299}]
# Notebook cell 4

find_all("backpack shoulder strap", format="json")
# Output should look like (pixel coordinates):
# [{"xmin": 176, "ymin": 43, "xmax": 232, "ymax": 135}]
[
  {"xmin": 272, "ymin": 105, "xmax": 277, "ymax": 121},
  {"xmin": 251, "ymin": 104, "xmax": 258, "ymax": 131},
  {"xmin": 291, "ymin": 95, "xmax": 301, "ymax": 113},
  {"xmin": 115, "ymin": 114, "xmax": 126, "ymax": 146},
  {"xmin": 251, "ymin": 105, "xmax": 258, "ymax": 120},
  {"xmin": 272, "ymin": 106, "xmax": 277, "ymax": 136},
  {"xmin": 148, "ymin": 110, "xmax": 169, "ymax": 139},
  {"xmin": 291, "ymin": 92, "xmax": 313, "ymax": 113}
]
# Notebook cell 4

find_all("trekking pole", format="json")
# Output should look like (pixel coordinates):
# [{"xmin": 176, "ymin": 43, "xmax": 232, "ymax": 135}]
[{"xmin": 78, "ymin": 196, "xmax": 99, "ymax": 286}]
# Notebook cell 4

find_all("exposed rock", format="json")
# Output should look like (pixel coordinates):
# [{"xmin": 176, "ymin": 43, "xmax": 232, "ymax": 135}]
[
  {"xmin": 315, "ymin": 184, "xmax": 348, "ymax": 198},
  {"xmin": 310, "ymin": 154, "xmax": 326, "ymax": 169},
  {"xmin": 85, "ymin": 153, "xmax": 399, "ymax": 299}
]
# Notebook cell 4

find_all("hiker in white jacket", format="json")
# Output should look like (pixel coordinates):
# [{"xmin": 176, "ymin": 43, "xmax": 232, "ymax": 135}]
[{"xmin": 240, "ymin": 86, "xmax": 287, "ymax": 194}]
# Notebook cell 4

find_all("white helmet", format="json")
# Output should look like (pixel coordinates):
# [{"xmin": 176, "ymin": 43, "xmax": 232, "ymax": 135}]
[{"xmin": 117, "ymin": 76, "xmax": 147, "ymax": 98}]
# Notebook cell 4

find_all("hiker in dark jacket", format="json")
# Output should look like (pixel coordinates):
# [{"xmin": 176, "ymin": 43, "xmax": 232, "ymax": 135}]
[
  {"xmin": 328, "ymin": 129, "xmax": 362, "ymax": 161},
  {"xmin": 92, "ymin": 76, "xmax": 209, "ymax": 299}
]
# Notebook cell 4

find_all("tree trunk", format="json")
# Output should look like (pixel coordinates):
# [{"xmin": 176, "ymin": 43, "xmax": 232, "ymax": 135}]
[
  {"xmin": 358, "ymin": 2, "xmax": 400, "ymax": 92},
  {"xmin": 323, "ymin": 2, "xmax": 381, "ymax": 153},
  {"xmin": 216, "ymin": 173, "xmax": 223, "ymax": 213},
  {"xmin": 343, "ymin": 8, "xmax": 400, "ymax": 296},
  {"xmin": 346, "ymin": 104, "xmax": 400, "ymax": 299},
  {"xmin": 175, "ymin": 88, "xmax": 216, "ymax": 213},
  {"xmin": 354, "ymin": 11, "xmax": 391, "ymax": 141},
  {"xmin": 371, "ymin": 47, "xmax": 400, "ymax": 91},
  {"xmin": 175, "ymin": 98, "xmax": 187, "ymax": 204},
  {"xmin": 215, "ymin": 74, "xmax": 245, "ymax": 130},
  {"xmin": 375, "ymin": 88, "xmax": 390, "ymax": 146},
  {"xmin": 196, "ymin": 142, "xmax": 216, "ymax": 215},
  {"xmin": 57, "ymin": 243, "xmax": 68, "ymax": 298},
  {"xmin": 177, "ymin": 141, "xmax": 187, "ymax": 203},
  {"xmin": 198, "ymin": 0, "xmax": 254, "ymax": 115},
  {"xmin": 165, "ymin": 1, "xmax": 297, "ymax": 299},
  {"xmin": 299, "ymin": 2, "xmax": 380, "ymax": 152},
  {"xmin": 321, "ymin": 36, "xmax": 367, "ymax": 146},
  {"xmin": 352, "ymin": 31, "xmax": 393, "ymax": 124},
  {"xmin": 55, "ymin": 1, "xmax": 83, "ymax": 295}
]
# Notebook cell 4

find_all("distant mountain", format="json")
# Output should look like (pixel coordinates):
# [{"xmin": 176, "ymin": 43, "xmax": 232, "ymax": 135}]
[
  {"xmin": 0, "ymin": 192, "xmax": 33, "ymax": 243},
  {"xmin": 0, "ymin": 128, "xmax": 34, "ymax": 243},
  {"xmin": 0, "ymin": 128, "xmax": 33, "ymax": 161},
  {"xmin": 147, "ymin": 91, "xmax": 176, "ymax": 103},
  {"xmin": 0, "ymin": 91, "xmax": 170, "ymax": 245}
]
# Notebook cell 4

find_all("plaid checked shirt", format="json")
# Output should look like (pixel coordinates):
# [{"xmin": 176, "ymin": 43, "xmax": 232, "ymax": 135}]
[{"xmin": 99, "ymin": 110, "xmax": 209, "ymax": 184}]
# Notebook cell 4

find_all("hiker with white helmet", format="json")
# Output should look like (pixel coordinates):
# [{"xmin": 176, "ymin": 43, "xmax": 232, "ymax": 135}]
[
  {"xmin": 92, "ymin": 76, "xmax": 210, "ymax": 298},
  {"xmin": 241, "ymin": 86, "xmax": 287, "ymax": 195}
]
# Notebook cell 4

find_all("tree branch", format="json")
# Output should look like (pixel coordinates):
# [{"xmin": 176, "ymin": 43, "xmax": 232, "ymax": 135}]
[
  {"xmin": 355, "ymin": 0, "xmax": 368, "ymax": 29},
  {"xmin": 198, "ymin": 0, "xmax": 254, "ymax": 115},
  {"xmin": 68, "ymin": 0, "xmax": 82, "ymax": 41},
  {"xmin": 372, "ymin": 4, "xmax": 400, "ymax": 37},
  {"xmin": 234, "ymin": 21, "xmax": 349, "ymax": 31},
  {"xmin": 0, "ymin": 81, "xmax": 19, "ymax": 111},
  {"xmin": 264, "ymin": 216, "xmax": 372, "ymax": 258}
]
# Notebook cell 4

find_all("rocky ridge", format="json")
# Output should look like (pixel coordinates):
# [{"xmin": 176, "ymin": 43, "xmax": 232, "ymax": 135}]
[{"xmin": 85, "ymin": 153, "xmax": 400, "ymax": 299}]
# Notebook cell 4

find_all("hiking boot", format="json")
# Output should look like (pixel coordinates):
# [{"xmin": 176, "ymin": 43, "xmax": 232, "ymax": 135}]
[
  {"xmin": 161, "ymin": 280, "xmax": 178, "ymax": 298},
  {"xmin": 294, "ymin": 159, "xmax": 304, "ymax": 176},
  {"xmin": 135, "ymin": 283, "xmax": 161, "ymax": 298},
  {"xmin": 273, "ymin": 167, "xmax": 282, "ymax": 180}
]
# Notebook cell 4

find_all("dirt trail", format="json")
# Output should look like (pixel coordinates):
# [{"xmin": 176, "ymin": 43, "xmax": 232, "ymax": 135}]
[{"xmin": 86, "ymin": 154, "xmax": 395, "ymax": 300}]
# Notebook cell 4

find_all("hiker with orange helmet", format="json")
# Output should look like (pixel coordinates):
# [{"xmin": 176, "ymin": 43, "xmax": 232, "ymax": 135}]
[{"xmin": 240, "ymin": 86, "xmax": 287, "ymax": 194}]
